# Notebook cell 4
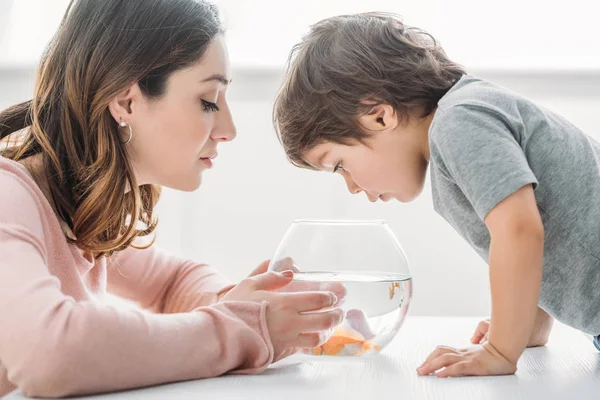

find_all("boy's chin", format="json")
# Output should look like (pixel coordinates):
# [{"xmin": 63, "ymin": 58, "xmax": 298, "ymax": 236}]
[{"xmin": 393, "ymin": 189, "xmax": 423, "ymax": 203}]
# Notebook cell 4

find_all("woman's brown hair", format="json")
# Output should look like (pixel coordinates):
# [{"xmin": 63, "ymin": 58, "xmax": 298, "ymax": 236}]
[
  {"xmin": 0, "ymin": 0, "xmax": 223, "ymax": 258},
  {"xmin": 273, "ymin": 12, "xmax": 466, "ymax": 169}
]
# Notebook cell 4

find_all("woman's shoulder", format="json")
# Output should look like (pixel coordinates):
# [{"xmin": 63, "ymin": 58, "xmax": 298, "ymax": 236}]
[
  {"xmin": 0, "ymin": 155, "xmax": 43, "ymax": 197},
  {"xmin": 0, "ymin": 156, "xmax": 51, "ymax": 238}
]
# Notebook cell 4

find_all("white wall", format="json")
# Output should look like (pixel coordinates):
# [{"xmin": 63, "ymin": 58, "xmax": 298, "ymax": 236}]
[
  {"xmin": 2, "ymin": 0, "xmax": 600, "ymax": 70},
  {"xmin": 1, "ymin": 0, "xmax": 600, "ymax": 317},
  {"xmin": 218, "ymin": 0, "xmax": 600, "ymax": 70}
]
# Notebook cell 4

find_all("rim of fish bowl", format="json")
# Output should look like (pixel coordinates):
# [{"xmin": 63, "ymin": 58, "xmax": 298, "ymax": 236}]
[{"xmin": 292, "ymin": 219, "xmax": 387, "ymax": 225}]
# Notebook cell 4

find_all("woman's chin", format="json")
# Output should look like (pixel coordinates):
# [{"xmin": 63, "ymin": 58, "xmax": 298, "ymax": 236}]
[{"xmin": 160, "ymin": 175, "xmax": 204, "ymax": 192}]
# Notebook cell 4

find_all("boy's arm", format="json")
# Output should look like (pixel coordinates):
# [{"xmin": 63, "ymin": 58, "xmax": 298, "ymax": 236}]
[
  {"xmin": 485, "ymin": 183, "xmax": 545, "ymax": 363},
  {"xmin": 418, "ymin": 184, "xmax": 544, "ymax": 377}
]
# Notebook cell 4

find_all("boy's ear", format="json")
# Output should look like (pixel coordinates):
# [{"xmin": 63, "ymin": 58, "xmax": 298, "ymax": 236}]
[{"xmin": 357, "ymin": 104, "xmax": 397, "ymax": 132}]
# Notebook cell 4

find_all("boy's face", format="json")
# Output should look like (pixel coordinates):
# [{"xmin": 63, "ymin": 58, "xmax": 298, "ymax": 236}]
[{"xmin": 303, "ymin": 105, "xmax": 434, "ymax": 203}]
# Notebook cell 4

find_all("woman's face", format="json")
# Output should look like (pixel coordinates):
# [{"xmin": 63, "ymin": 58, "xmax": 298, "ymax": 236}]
[{"xmin": 111, "ymin": 34, "xmax": 236, "ymax": 191}]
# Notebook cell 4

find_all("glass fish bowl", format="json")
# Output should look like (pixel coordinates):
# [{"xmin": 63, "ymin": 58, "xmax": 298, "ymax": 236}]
[{"xmin": 268, "ymin": 219, "xmax": 412, "ymax": 357}]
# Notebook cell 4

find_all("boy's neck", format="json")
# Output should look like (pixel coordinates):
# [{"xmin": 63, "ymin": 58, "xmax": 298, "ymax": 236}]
[{"xmin": 420, "ymin": 108, "xmax": 437, "ymax": 162}]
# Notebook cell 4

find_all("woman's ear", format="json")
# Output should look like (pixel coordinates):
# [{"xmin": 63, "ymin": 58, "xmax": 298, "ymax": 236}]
[
  {"xmin": 357, "ymin": 103, "xmax": 397, "ymax": 132},
  {"xmin": 108, "ymin": 83, "xmax": 142, "ymax": 124}
]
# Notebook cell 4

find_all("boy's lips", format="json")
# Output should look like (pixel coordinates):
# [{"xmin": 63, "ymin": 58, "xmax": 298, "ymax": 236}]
[{"xmin": 367, "ymin": 194, "xmax": 389, "ymax": 202}]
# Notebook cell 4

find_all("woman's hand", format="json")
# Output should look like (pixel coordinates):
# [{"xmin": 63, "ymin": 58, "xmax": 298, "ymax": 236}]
[
  {"xmin": 221, "ymin": 269, "xmax": 344, "ymax": 362},
  {"xmin": 417, "ymin": 342, "xmax": 517, "ymax": 378},
  {"xmin": 268, "ymin": 257, "xmax": 347, "ymax": 304}
]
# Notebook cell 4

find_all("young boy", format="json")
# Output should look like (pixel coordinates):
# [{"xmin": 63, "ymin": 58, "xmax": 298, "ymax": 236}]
[{"xmin": 273, "ymin": 12, "xmax": 600, "ymax": 377}]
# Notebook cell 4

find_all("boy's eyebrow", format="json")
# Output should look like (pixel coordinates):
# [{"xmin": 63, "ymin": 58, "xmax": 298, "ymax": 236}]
[{"xmin": 316, "ymin": 150, "xmax": 330, "ymax": 168}]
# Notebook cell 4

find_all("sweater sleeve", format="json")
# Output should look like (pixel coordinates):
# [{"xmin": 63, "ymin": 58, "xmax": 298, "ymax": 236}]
[
  {"xmin": 108, "ymin": 245, "xmax": 235, "ymax": 314},
  {"xmin": 0, "ymin": 172, "xmax": 274, "ymax": 398}
]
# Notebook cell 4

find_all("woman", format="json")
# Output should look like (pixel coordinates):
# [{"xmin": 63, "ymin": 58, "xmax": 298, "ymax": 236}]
[{"xmin": 0, "ymin": 0, "xmax": 343, "ymax": 397}]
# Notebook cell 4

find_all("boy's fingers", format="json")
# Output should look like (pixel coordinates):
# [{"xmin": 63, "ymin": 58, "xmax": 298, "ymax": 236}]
[
  {"xmin": 419, "ymin": 346, "xmax": 457, "ymax": 368},
  {"xmin": 471, "ymin": 331, "xmax": 484, "ymax": 344},
  {"xmin": 436, "ymin": 361, "xmax": 473, "ymax": 378},
  {"xmin": 471, "ymin": 320, "xmax": 490, "ymax": 343},
  {"xmin": 418, "ymin": 353, "xmax": 463, "ymax": 376}
]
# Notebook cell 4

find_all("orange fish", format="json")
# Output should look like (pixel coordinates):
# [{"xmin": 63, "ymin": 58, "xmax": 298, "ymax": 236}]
[
  {"xmin": 389, "ymin": 282, "xmax": 401, "ymax": 299},
  {"xmin": 305, "ymin": 328, "xmax": 381, "ymax": 356}
]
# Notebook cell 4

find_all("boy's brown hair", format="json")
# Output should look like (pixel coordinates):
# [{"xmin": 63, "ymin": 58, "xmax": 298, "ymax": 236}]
[{"xmin": 273, "ymin": 12, "xmax": 466, "ymax": 169}]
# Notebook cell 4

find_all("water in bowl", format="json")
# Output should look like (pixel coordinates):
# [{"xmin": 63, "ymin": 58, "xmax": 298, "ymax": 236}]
[{"xmin": 292, "ymin": 271, "xmax": 412, "ymax": 357}]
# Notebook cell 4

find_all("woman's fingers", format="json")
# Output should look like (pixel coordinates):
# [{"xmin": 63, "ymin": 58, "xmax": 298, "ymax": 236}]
[
  {"xmin": 346, "ymin": 309, "xmax": 376, "ymax": 340},
  {"xmin": 270, "ymin": 257, "xmax": 297, "ymax": 272},
  {"xmin": 322, "ymin": 282, "xmax": 347, "ymax": 305},
  {"xmin": 248, "ymin": 271, "xmax": 294, "ymax": 291},
  {"xmin": 286, "ymin": 291, "xmax": 338, "ymax": 313},
  {"xmin": 295, "ymin": 331, "xmax": 330, "ymax": 349},
  {"xmin": 247, "ymin": 260, "xmax": 272, "ymax": 277},
  {"xmin": 298, "ymin": 308, "xmax": 344, "ymax": 331}
]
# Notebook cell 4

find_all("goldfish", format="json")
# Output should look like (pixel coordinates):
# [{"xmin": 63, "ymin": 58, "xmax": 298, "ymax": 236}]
[
  {"xmin": 303, "ymin": 309, "xmax": 381, "ymax": 356},
  {"xmin": 389, "ymin": 282, "xmax": 401, "ymax": 300}
]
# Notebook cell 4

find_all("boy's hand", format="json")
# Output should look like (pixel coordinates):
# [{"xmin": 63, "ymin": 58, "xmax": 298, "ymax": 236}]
[
  {"xmin": 470, "ymin": 319, "xmax": 491, "ymax": 345},
  {"xmin": 417, "ymin": 342, "xmax": 516, "ymax": 377},
  {"xmin": 471, "ymin": 307, "xmax": 553, "ymax": 348}
]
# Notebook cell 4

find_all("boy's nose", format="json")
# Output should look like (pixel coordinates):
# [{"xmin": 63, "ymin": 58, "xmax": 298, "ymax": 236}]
[{"xmin": 346, "ymin": 181, "xmax": 362, "ymax": 195}]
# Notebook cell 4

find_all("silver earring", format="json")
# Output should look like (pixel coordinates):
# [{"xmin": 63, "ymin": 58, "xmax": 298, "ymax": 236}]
[{"xmin": 119, "ymin": 118, "xmax": 133, "ymax": 145}]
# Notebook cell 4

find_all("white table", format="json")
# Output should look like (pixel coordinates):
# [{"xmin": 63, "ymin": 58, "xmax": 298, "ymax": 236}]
[{"xmin": 7, "ymin": 317, "xmax": 600, "ymax": 400}]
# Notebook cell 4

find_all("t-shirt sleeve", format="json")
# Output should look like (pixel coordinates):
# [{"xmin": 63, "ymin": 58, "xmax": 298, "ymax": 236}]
[{"xmin": 429, "ymin": 103, "xmax": 538, "ymax": 220}]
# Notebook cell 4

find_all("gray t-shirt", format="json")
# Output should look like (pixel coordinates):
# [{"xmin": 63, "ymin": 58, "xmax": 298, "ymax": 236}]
[{"xmin": 429, "ymin": 74, "xmax": 600, "ymax": 334}]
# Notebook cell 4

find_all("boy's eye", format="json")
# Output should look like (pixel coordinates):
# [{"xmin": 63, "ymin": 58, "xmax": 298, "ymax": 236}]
[
  {"xmin": 333, "ymin": 161, "xmax": 343, "ymax": 173},
  {"xmin": 201, "ymin": 99, "xmax": 220, "ymax": 113}
]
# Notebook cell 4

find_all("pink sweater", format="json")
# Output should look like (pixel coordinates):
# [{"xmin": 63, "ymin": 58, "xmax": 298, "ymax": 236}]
[{"xmin": 0, "ymin": 156, "xmax": 274, "ymax": 398}]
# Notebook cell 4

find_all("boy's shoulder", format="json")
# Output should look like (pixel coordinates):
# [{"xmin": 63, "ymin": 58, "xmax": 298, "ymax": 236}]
[
  {"xmin": 429, "ymin": 74, "xmax": 534, "ymax": 143},
  {"xmin": 437, "ymin": 74, "xmax": 525, "ymax": 114}
]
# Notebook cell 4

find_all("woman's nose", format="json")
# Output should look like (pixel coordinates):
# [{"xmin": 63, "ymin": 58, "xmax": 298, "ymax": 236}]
[{"xmin": 212, "ymin": 104, "xmax": 237, "ymax": 142}]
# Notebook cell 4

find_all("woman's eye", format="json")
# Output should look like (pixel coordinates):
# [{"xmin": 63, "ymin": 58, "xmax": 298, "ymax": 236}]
[
  {"xmin": 333, "ymin": 161, "xmax": 343, "ymax": 173},
  {"xmin": 201, "ymin": 99, "xmax": 220, "ymax": 113}
]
